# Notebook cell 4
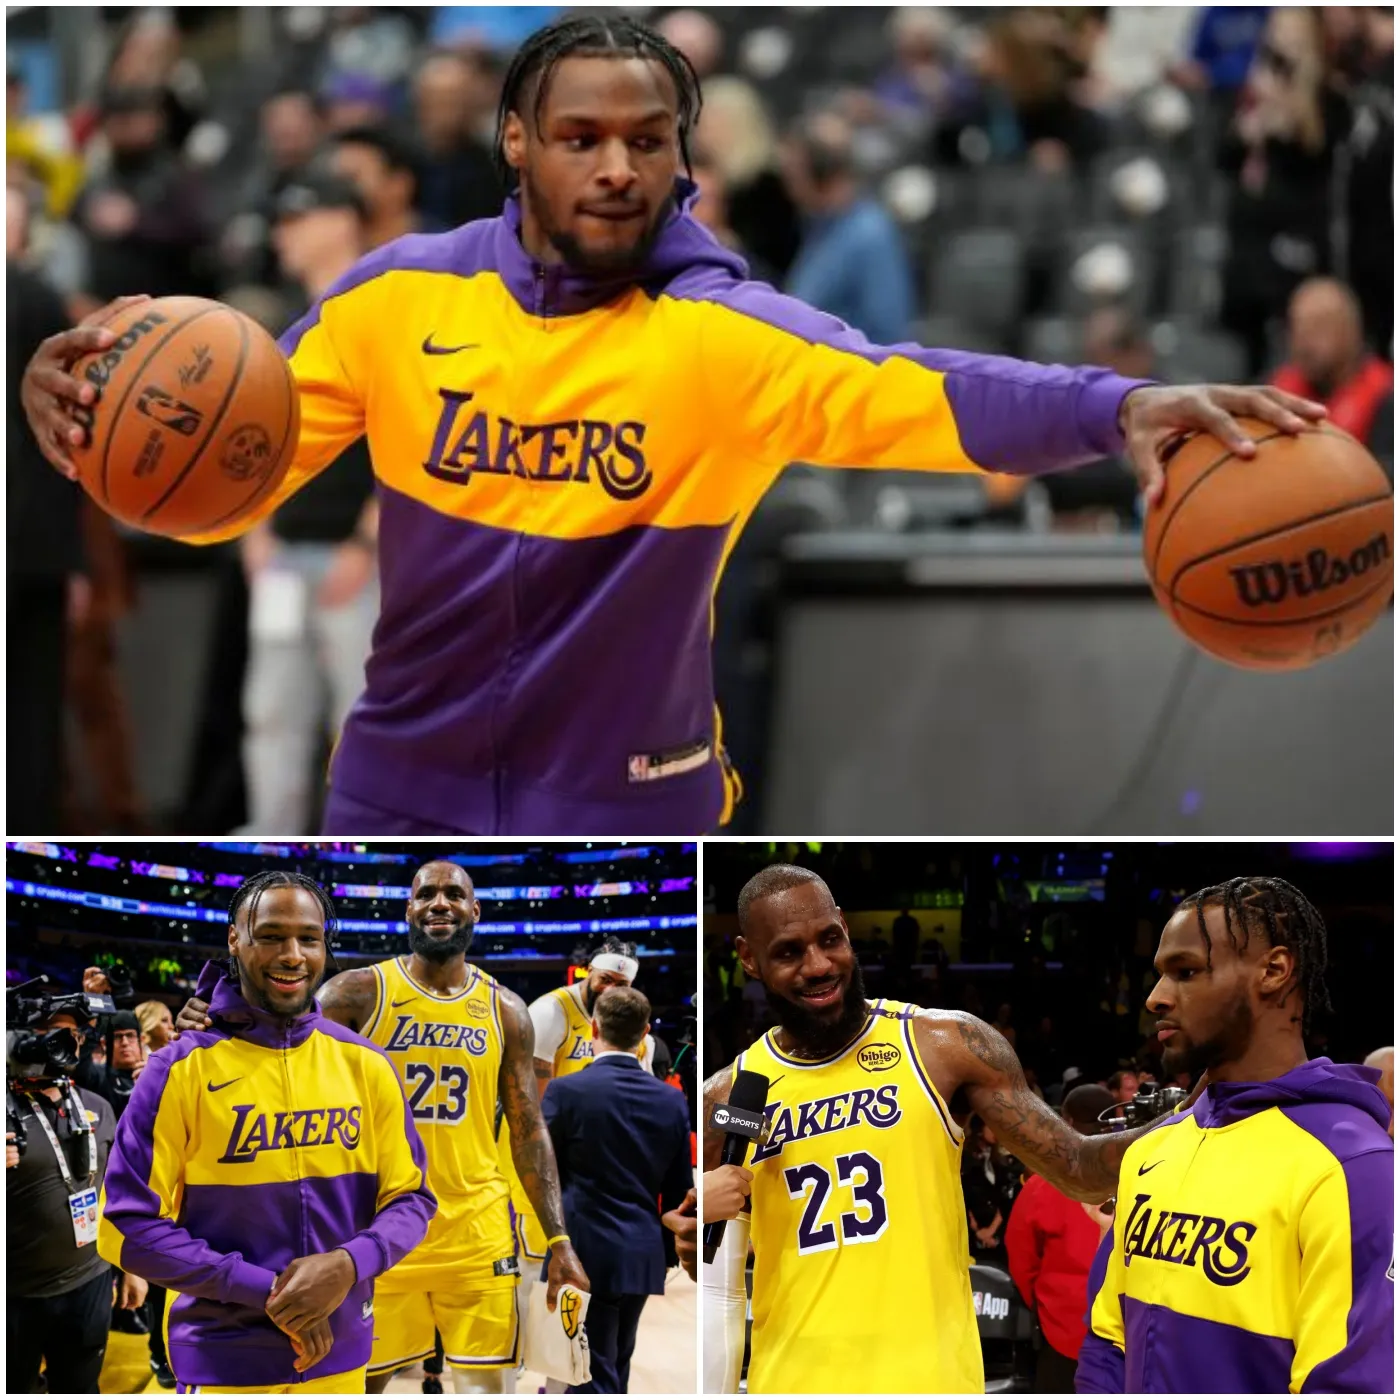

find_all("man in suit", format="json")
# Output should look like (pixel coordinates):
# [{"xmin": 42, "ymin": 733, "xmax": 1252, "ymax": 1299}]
[{"xmin": 541, "ymin": 986, "xmax": 693, "ymax": 1394}]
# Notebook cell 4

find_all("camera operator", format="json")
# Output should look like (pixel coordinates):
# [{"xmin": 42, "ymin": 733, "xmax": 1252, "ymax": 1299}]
[
  {"xmin": 76, "ymin": 965, "xmax": 145, "ymax": 1120},
  {"xmin": 6, "ymin": 978, "xmax": 141, "ymax": 1394}
]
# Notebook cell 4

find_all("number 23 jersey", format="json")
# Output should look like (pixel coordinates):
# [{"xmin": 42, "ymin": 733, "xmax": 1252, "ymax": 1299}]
[
  {"xmin": 737, "ymin": 999, "xmax": 982, "ymax": 1394},
  {"xmin": 363, "ymin": 955, "xmax": 514, "ymax": 1292}
]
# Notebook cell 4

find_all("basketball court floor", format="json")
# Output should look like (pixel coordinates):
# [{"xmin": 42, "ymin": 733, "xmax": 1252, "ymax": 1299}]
[{"xmin": 96, "ymin": 1271, "xmax": 696, "ymax": 1393}]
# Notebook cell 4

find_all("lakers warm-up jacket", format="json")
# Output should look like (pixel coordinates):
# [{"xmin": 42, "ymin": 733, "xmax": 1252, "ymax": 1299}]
[
  {"xmin": 97, "ymin": 961, "xmax": 436, "ymax": 1388},
  {"xmin": 1077, "ymin": 1058, "xmax": 1393, "ymax": 1394},
  {"xmin": 190, "ymin": 180, "xmax": 1148, "ymax": 835}
]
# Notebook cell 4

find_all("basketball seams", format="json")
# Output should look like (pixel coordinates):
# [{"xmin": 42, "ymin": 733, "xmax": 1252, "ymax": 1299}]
[
  {"xmin": 1166, "ymin": 492, "xmax": 1394, "ymax": 601},
  {"xmin": 1146, "ymin": 430, "xmax": 1286, "ymax": 583},
  {"xmin": 141, "ymin": 314, "xmax": 252, "ymax": 525},
  {"xmin": 197, "ymin": 357, "xmax": 299, "ymax": 533},
  {"xmin": 97, "ymin": 303, "xmax": 226, "ymax": 510}
]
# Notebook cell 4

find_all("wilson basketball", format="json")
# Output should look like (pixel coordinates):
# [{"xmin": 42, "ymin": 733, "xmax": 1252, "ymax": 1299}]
[
  {"xmin": 70, "ymin": 296, "xmax": 299, "ymax": 538},
  {"xmin": 1144, "ymin": 418, "xmax": 1393, "ymax": 671}
]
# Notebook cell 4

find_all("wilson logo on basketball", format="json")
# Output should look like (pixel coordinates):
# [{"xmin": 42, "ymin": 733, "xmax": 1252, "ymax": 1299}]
[
  {"xmin": 135, "ymin": 384, "xmax": 204, "ymax": 437},
  {"xmin": 71, "ymin": 310, "xmax": 171, "ymax": 432},
  {"xmin": 856, "ymin": 1043, "xmax": 902, "ymax": 1072},
  {"xmin": 1228, "ymin": 535, "xmax": 1390, "ymax": 608}
]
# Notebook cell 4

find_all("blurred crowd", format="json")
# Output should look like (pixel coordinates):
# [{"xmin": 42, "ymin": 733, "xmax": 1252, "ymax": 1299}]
[{"xmin": 6, "ymin": 6, "xmax": 1395, "ymax": 834}]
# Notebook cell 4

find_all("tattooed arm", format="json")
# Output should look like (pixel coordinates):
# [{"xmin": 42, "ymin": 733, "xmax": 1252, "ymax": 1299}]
[
  {"xmin": 499, "ymin": 988, "xmax": 589, "ymax": 1305},
  {"xmin": 315, "ymin": 968, "xmax": 379, "ymax": 1033},
  {"xmin": 702, "ymin": 1065, "xmax": 734, "ymax": 1172},
  {"xmin": 913, "ymin": 1010, "xmax": 1164, "ymax": 1204}
]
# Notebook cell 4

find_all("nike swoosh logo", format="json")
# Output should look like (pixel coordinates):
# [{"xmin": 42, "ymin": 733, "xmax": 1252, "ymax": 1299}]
[
  {"xmin": 391, "ymin": 998, "xmax": 417, "ymax": 1008},
  {"xmin": 421, "ymin": 336, "xmax": 479, "ymax": 356},
  {"xmin": 208, "ymin": 1078, "xmax": 242, "ymax": 1093},
  {"xmin": 1137, "ymin": 1161, "xmax": 1163, "ymax": 1175}
]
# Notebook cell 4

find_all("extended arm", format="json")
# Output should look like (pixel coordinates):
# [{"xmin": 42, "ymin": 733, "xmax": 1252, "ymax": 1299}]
[
  {"xmin": 914, "ymin": 1011, "xmax": 1159, "ymax": 1203},
  {"xmin": 701, "ymin": 1064, "xmax": 733, "ymax": 1172},
  {"xmin": 499, "ymin": 989, "xmax": 589, "ymax": 1304},
  {"xmin": 315, "ymin": 967, "xmax": 379, "ymax": 1034}
]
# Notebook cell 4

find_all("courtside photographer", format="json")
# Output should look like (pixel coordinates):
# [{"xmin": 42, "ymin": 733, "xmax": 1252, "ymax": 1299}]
[{"xmin": 6, "ymin": 974, "xmax": 145, "ymax": 1394}]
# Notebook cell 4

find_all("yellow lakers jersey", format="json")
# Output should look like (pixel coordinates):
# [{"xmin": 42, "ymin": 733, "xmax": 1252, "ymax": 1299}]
[
  {"xmin": 739, "ymin": 1000, "xmax": 983, "ymax": 1394},
  {"xmin": 363, "ymin": 956, "xmax": 515, "ymax": 1291},
  {"xmin": 548, "ymin": 984, "xmax": 596, "ymax": 1078}
]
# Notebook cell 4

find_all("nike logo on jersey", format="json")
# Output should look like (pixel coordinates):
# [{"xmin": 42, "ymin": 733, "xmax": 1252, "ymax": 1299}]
[
  {"xmin": 1138, "ymin": 1160, "xmax": 1163, "ymax": 1175},
  {"xmin": 207, "ymin": 1077, "xmax": 242, "ymax": 1092},
  {"xmin": 391, "ymin": 998, "xmax": 417, "ymax": 1008},
  {"xmin": 422, "ymin": 336, "xmax": 479, "ymax": 355}
]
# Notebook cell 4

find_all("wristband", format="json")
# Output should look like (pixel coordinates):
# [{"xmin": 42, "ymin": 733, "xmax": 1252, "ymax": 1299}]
[{"xmin": 545, "ymin": 1233, "xmax": 570, "ymax": 1248}]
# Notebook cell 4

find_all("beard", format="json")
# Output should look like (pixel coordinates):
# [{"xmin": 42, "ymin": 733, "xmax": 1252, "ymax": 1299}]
[
  {"xmin": 407, "ymin": 918, "xmax": 475, "ymax": 963},
  {"xmin": 1162, "ymin": 995, "xmax": 1253, "ymax": 1080},
  {"xmin": 766, "ymin": 961, "xmax": 870, "ymax": 1061},
  {"xmin": 523, "ymin": 173, "xmax": 673, "ymax": 276}
]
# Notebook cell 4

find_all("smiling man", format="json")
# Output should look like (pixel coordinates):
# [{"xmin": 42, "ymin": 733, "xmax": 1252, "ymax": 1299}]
[
  {"xmin": 97, "ymin": 872, "xmax": 437, "ymax": 1393},
  {"xmin": 702, "ymin": 864, "xmax": 1189, "ymax": 1395},
  {"xmin": 22, "ymin": 15, "xmax": 1328, "ymax": 838},
  {"xmin": 175, "ymin": 860, "xmax": 586, "ymax": 1395},
  {"xmin": 1078, "ymin": 877, "xmax": 1393, "ymax": 1395}
]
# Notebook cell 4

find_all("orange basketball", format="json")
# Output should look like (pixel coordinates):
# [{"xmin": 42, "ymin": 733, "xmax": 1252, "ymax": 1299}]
[
  {"xmin": 1144, "ymin": 417, "xmax": 1393, "ymax": 670},
  {"xmin": 70, "ymin": 296, "xmax": 299, "ymax": 538}
]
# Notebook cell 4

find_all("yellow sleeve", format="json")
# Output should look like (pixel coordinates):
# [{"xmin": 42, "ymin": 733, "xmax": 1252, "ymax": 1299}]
[
  {"xmin": 694, "ymin": 284, "xmax": 1140, "ymax": 479},
  {"xmin": 179, "ymin": 277, "xmax": 377, "ymax": 544}
]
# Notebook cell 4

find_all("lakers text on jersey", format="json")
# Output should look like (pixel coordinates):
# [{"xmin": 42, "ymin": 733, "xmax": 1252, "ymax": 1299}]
[{"xmin": 739, "ymin": 999, "xmax": 983, "ymax": 1395}]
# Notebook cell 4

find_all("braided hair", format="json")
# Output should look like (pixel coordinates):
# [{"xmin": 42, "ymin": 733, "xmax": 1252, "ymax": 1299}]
[
  {"xmin": 226, "ymin": 871, "xmax": 339, "ymax": 978},
  {"xmin": 492, "ymin": 14, "xmax": 702, "ymax": 188},
  {"xmin": 1178, "ymin": 876, "xmax": 1332, "ymax": 1032}
]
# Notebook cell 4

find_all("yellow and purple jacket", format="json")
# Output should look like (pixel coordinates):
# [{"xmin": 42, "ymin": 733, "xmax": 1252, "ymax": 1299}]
[
  {"xmin": 191, "ymin": 182, "xmax": 1148, "ymax": 835},
  {"xmin": 96, "ymin": 961, "xmax": 436, "ymax": 1389},
  {"xmin": 1078, "ymin": 1058, "xmax": 1393, "ymax": 1394}
]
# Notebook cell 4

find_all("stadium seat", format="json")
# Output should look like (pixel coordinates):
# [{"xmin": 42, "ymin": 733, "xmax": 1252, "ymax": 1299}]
[
  {"xmin": 1052, "ymin": 225, "xmax": 1154, "ymax": 320},
  {"xmin": 1151, "ymin": 321, "xmax": 1249, "ymax": 385},
  {"xmin": 1166, "ymin": 223, "xmax": 1229, "ymax": 322},
  {"xmin": 970, "ymin": 1263, "xmax": 1038, "ymax": 1393},
  {"xmin": 971, "ymin": 166, "xmax": 1077, "ymax": 254},
  {"xmin": 928, "ymin": 228, "xmax": 1027, "ymax": 340},
  {"xmin": 1021, "ymin": 316, "xmax": 1083, "ymax": 366}
]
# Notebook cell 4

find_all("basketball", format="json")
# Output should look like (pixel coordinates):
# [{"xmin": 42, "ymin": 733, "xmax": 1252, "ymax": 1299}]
[
  {"xmin": 69, "ymin": 296, "xmax": 299, "ymax": 538},
  {"xmin": 1144, "ymin": 418, "xmax": 1393, "ymax": 671}
]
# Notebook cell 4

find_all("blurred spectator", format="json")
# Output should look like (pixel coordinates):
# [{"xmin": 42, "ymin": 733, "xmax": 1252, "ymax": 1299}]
[
  {"xmin": 1085, "ymin": 7, "xmax": 1201, "ymax": 111},
  {"xmin": 75, "ymin": 1001, "xmax": 144, "ymax": 1122},
  {"xmin": 872, "ymin": 7, "xmax": 979, "ymax": 139},
  {"xmin": 1272, "ymin": 278, "xmax": 1393, "ymax": 468},
  {"xmin": 696, "ymin": 76, "xmax": 801, "ymax": 278},
  {"xmin": 978, "ymin": 8, "xmax": 1109, "ymax": 172},
  {"xmin": 254, "ymin": 89, "xmax": 326, "ymax": 202},
  {"xmin": 1218, "ymin": 7, "xmax": 1348, "ymax": 374},
  {"xmin": 891, "ymin": 908, "xmax": 921, "ymax": 968},
  {"xmin": 240, "ymin": 173, "xmax": 378, "ymax": 836},
  {"xmin": 71, "ymin": 84, "xmax": 213, "ymax": 302},
  {"xmin": 655, "ymin": 9, "xmax": 725, "ymax": 82},
  {"xmin": 330, "ymin": 124, "xmax": 430, "ymax": 248},
  {"xmin": 689, "ymin": 148, "xmax": 777, "ymax": 286},
  {"xmin": 781, "ymin": 110, "xmax": 914, "ymax": 344},
  {"xmin": 962, "ymin": 1118, "xmax": 1022, "ymax": 1266},
  {"xmin": 1005, "ymin": 1084, "xmax": 1116, "ymax": 1393},
  {"xmin": 430, "ymin": 6, "xmax": 564, "ymax": 54},
  {"xmin": 1105, "ymin": 1068, "xmax": 1139, "ymax": 1104},
  {"xmin": 134, "ymin": 1000, "xmax": 174, "ymax": 1053},
  {"xmin": 1182, "ymin": 6, "xmax": 1271, "ymax": 96},
  {"xmin": 7, "ymin": 66, "xmax": 84, "ymax": 220},
  {"xmin": 7, "ymin": 191, "xmax": 86, "ymax": 835},
  {"xmin": 413, "ymin": 50, "xmax": 504, "ymax": 230},
  {"xmin": 320, "ymin": 70, "xmax": 397, "ymax": 135}
]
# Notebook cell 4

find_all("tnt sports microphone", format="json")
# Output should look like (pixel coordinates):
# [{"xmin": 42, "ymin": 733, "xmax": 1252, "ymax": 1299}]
[{"xmin": 703, "ymin": 1068, "xmax": 769, "ymax": 1265}]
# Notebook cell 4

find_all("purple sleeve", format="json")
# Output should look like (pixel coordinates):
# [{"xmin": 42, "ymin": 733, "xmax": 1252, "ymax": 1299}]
[
  {"xmin": 1075, "ymin": 1231, "xmax": 1126, "ymax": 1394},
  {"xmin": 1299, "ymin": 1147, "xmax": 1394, "ymax": 1393},
  {"xmin": 98, "ymin": 1052, "xmax": 277, "ymax": 1309},
  {"xmin": 338, "ymin": 1056, "xmax": 437, "ymax": 1282}
]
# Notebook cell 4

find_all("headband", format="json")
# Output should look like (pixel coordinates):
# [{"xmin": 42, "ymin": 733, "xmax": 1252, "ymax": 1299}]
[{"xmin": 590, "ymin": 952, "xmax": 639, "ymax": 982}]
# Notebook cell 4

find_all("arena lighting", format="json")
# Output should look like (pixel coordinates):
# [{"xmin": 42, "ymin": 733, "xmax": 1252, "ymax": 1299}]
[
  {"xmin": 200, "ymin": 842, "xmax": 695, "ymax": 867},
  {"xmin": 1290, "ymin": 842, "xmax": 1389, "ymax": 859},
  {"xmin": 6, "ymin": 881, "xmax": 697, "ymax": 936}
]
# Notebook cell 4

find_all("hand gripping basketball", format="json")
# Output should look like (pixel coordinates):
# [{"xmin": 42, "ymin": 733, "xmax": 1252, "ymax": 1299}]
[{"xmin": 21, "ymin": 294, "xmax": 154, "ymax": 480}]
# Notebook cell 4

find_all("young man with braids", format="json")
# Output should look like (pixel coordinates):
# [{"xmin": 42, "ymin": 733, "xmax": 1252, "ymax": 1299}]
[
  {"xmin": 702, "ymin": 864, "xmax": 1209, "ymax": 1394},
  {"xmin": 1077, "ymin": 877, "xmax": 1393, "ymax": 1394},
  {"xmin": 177, "ymin": 860, "xmax": 587, "ymax": 1394},
  {"xmin": 22, "ymin": 16, "xmax": 1328, "ymax": 837},
  {"xmin": 97, "ymin": 872, "xmax": 437, "ymax": 1393}
]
